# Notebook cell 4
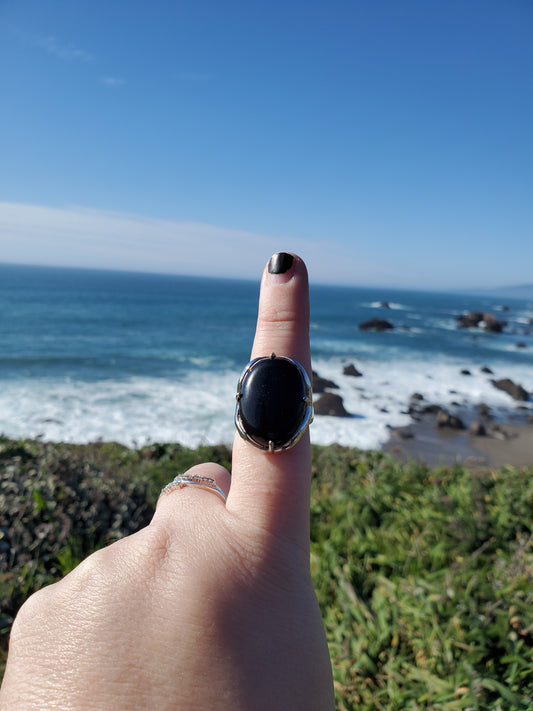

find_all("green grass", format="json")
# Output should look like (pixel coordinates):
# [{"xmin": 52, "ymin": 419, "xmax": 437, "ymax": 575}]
[{"xmin": 1, "ymin": 437, "xmax": 533, "ymax": 708}]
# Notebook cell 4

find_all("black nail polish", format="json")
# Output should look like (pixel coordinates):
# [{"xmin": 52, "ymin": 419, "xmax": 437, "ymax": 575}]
[{"xmin": 268, "ymin": 252, "xmax": 294, "ymax": 274}]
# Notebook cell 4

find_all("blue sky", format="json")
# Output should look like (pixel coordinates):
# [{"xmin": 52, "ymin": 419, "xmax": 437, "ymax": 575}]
[{"xmin": 1, "ymin": 0, "xmax": 532, "ymax": 289}]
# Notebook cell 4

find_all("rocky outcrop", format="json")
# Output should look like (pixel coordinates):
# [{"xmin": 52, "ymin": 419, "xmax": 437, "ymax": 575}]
[
  {"xmin": 343, "ymin": 363, "xmax": 363, "ymax": 377},
  {"xmin": 359, "ymin": 318, "xmax": 393, "ymax": 331},
  {"xmin": 420, "ymin": 404, "xmax": 443, "ymax": 415},
  {"xmin": 457, "ymin": 311, "xmax": 484, "ymax": 328},
  {"xmin": 486, "ymin": 423, "xmax": 510, "ymax": 440},
  {"xmin": 469, "ymin": 421, "xmax": 487, "ymax": 436},
  {"xmin": 482, "ymin": 313, "xmax": 507, "ymax": 333},
  {"xmin": 476, "ymin": 403, "xmax": 493, "ymax": 420},
  {"xmin": 456, "ymin": 312, "xmax": 507, "ymax": 333},
  {"xmin": 436, "ymin": 409, "xmax": 466, "ymax": 430},
  {"xmin": 391, "ymin": 426, "xmax": 415, "ymax": 440},
  {"xmin": 314, "ymin": 392, "xmax": 351, "ymax": 417},
  {"xmin": 312, "ymin": 371, "xmax": 339, "ymax": 394},
  {"xmin": 491, "ymin": 378, "xmax": 529, "ymax": 401}
]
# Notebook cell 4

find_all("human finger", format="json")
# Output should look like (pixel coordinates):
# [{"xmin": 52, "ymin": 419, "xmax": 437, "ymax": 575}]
[
  {"xmin": 229, "ymin": 252, "xmax": 312, "ymax": 550},
  {"xmin": 155, "ymin": 462, "xmax": 231, "ymax": 516}
]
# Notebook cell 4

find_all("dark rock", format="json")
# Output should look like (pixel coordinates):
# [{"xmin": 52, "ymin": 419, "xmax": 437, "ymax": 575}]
[
  {"xmin": 476, "ymin": 403, "xmax": 492, "ymax": 420},
  {"xmin": 482, "ymin": 313, "xmax": 507, "ymax": 333},
  {"xmin": 487, "ymin": 423, "xmax": 510, "ymax": 440},
  {"xmin": 358, "ymin": 318, "xmax": 394, "ymax": 331},
  {"xmin": 516, "ymin": 342, "xmax": 527, "ymax": 349},
  {"xmin": 461, "ymin": 369, "xmax": 472, "ymax": 376},
  {"xmin": 379, "ymin": 301, "xmax": 390, "ymax": 309},
  {"xmin": 407, "ymin": 394, "xmax": 427, "ymax": 415},
  {"xmin": 481, "ymin": 366, "xmax": 493, "ymax": 374},
  {"xmin": 393, "ymin": 426, "xmax": 415, "ymax": 440},
  {"xmin": 456, "ymin": 311, "xmax": 506, "ymax": 333},
  {"xmin": 436, "ymin": 409, "xmax": 466, "ymax": 430},
  {"xmin": 312, "ymin": 371, "xmax": 339, "ymax": 393},
  {"xmin": 469, "ymin": 421, "xmax": 487, "ymax": 437},
  {"xmin": 343, "ymin": 363, "xmax": 363, "ymax": 377},
  {"xmin": 491, "ymin": 378, "xmax": 529, "ymax": 401},
  {"xmin": 314, "ymin": 392, "xmax": 351, "ymax": 417},
  {"xmin": 421, "ymin": 404, "xmax": 444, "ymax": 415},
  {"xmin": 456, "ymin": 312, "xmax": 483, "ymax": 328}
]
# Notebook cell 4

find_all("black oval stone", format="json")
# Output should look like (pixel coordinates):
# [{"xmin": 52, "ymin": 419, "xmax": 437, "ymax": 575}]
[{"xmin": 238, "ymin": 357, "xmax": 308, "ymax": 449}]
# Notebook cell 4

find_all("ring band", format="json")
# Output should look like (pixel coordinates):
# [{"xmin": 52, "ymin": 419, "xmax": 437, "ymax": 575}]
[
  {"xmin": 235, "ymin": 353, "xmax": 313, "ymax": 452},
  {"xmin": 159, "ymin": 475, "xmax": 227, "ymax": 503}
]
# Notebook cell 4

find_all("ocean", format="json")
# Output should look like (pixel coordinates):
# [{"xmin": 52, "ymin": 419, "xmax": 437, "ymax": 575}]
[{"xmin": 1, "ymin": 263, "xmax": 532, "ymax": 450}]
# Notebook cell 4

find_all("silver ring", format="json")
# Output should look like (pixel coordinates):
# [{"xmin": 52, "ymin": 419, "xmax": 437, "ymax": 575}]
[
  {"xmin": 159, "ymin": 475, "xmax": 227, "ymax": 503},
  {"xmin": 235, "ymin": 353, "xmax": 313, "ymax": 452}
]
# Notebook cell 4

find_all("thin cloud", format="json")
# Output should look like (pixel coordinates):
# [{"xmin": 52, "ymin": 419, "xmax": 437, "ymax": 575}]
[
  {"xmin": 0, "ymin": 202, "xmax": 380, "ymax": 286},
  {"xmin": 38, "ymin": 35, "xmax": 93, "ymax": 62}
]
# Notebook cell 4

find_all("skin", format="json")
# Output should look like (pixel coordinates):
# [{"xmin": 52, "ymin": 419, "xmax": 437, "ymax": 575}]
[{"xmin": 0, "ymin": 253, "xmax": 335, "ymax": 711}]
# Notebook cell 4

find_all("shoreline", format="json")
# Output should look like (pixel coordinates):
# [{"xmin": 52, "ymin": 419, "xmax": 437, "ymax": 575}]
[
  {"xmin": 382, "ymin": 413, "xmax": 533, "ymax": 469},
  {"xmin": 2, "ymin": 420, "xmax": 532, "ymax": 470}
]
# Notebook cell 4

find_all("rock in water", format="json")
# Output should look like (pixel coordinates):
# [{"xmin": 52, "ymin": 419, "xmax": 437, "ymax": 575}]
[
  {"xmin": 456, "ymin": 312, "xmax": 484, "ymax": 328},
  {"xmin": 343, "ymin": 363, "xmax": 363, "ymax": 377},
  {"xmin": 469, "ymin": 421, "xmax": 487, "ymax": 437},
  {"xmin": 456, "ymin": 312, "xmax": 507, "ymax": 332},
  {"xmin": 481, "ymin": 313, "xmax": 507, "ymax": 333},
  {"xmin": 358, "ymin": 318, "xmax": 393, "ymax": 331},
  {"xmin": 491, "ymin": 378, "xmax": 529, "ymax": 401},
  {"xmin": 312, "ymin": 371, "xmax": 339, "ymax": 393},
  {"xmin": 314, "ymin": 392, "xmax": 351, "ymax": 417},
  {"xmin": 436, "ymin": 409, "xmax": 466, "ymax": 430}
]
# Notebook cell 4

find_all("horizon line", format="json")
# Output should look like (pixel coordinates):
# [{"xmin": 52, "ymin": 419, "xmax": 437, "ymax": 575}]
[{"xmin": 1, "ymin": 259, "xmax": 531, "ymax": 298}]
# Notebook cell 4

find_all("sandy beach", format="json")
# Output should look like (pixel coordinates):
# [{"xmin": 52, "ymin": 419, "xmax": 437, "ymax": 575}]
[{"xmin": 383, "ymin": 415, "xmax": 533, "ymax": 469}]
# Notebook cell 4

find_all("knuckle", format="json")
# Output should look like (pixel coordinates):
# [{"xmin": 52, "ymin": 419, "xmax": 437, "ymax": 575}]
[
  {"xmin": 10, "ymin": 584, "xmax": 54, "ymax": 642},
  {"xmin": 260, "ymin": 302, "xmax": 299, "ymax": 326}
]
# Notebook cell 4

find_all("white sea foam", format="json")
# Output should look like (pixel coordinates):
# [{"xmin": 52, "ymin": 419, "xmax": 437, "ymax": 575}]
[
  {"xmin": 310, "ymin": 355, "xmax": 533, "ymax": 449},
  {"xmin": 0, "ymin": 372, "xmax": 239, "ymax": 449},
  {"xmin": 0, "ymin": 357, "xmax": 531, "ymax": 452},
  {"xmin": 368, "ymin": 301, "xmax": 407, "ymax": 310}
]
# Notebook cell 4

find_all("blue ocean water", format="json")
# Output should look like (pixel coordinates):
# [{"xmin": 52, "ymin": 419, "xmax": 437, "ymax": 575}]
[{"xmin": 1, "ymin": 263, "xmax": 532, "ymax": 449}]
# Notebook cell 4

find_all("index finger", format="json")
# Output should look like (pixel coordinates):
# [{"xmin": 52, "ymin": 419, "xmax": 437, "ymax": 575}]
[{"xmin": 228, "ymin": 253, "xmax": 313, "ymax": 551}]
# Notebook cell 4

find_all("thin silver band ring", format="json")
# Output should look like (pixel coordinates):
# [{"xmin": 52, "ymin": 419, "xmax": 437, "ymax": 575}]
[{"xmin": 159, "ymin": 474, "xmax": 227, "ymax": 504}]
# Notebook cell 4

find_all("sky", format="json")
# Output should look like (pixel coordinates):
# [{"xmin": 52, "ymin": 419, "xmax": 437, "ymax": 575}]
[{"xmin": 1, "ymin": 0, "xmax": 532, "ymax": 290}]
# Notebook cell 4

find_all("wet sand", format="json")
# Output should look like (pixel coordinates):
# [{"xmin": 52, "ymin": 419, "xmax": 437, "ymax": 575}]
[{"xmin": 383, "ymin": 417, "xmax": 533, "ymax": 469}]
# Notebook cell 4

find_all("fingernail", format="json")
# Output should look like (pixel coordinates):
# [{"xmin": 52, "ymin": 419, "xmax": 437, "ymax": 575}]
[{"xmin": 268, "ymin": 252, "xmax": 294, "ymax": 274}]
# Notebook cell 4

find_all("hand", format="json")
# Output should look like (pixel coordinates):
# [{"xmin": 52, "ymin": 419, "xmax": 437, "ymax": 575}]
[{"xmin": 0, "ymin": 253, "xmax": 335, "ymax": 711}]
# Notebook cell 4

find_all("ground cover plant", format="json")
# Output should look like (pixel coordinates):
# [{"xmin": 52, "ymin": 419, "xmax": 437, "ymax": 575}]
[{"xmin": 1, "ymin": 436, "xmax": 532, "ymax": 708}]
